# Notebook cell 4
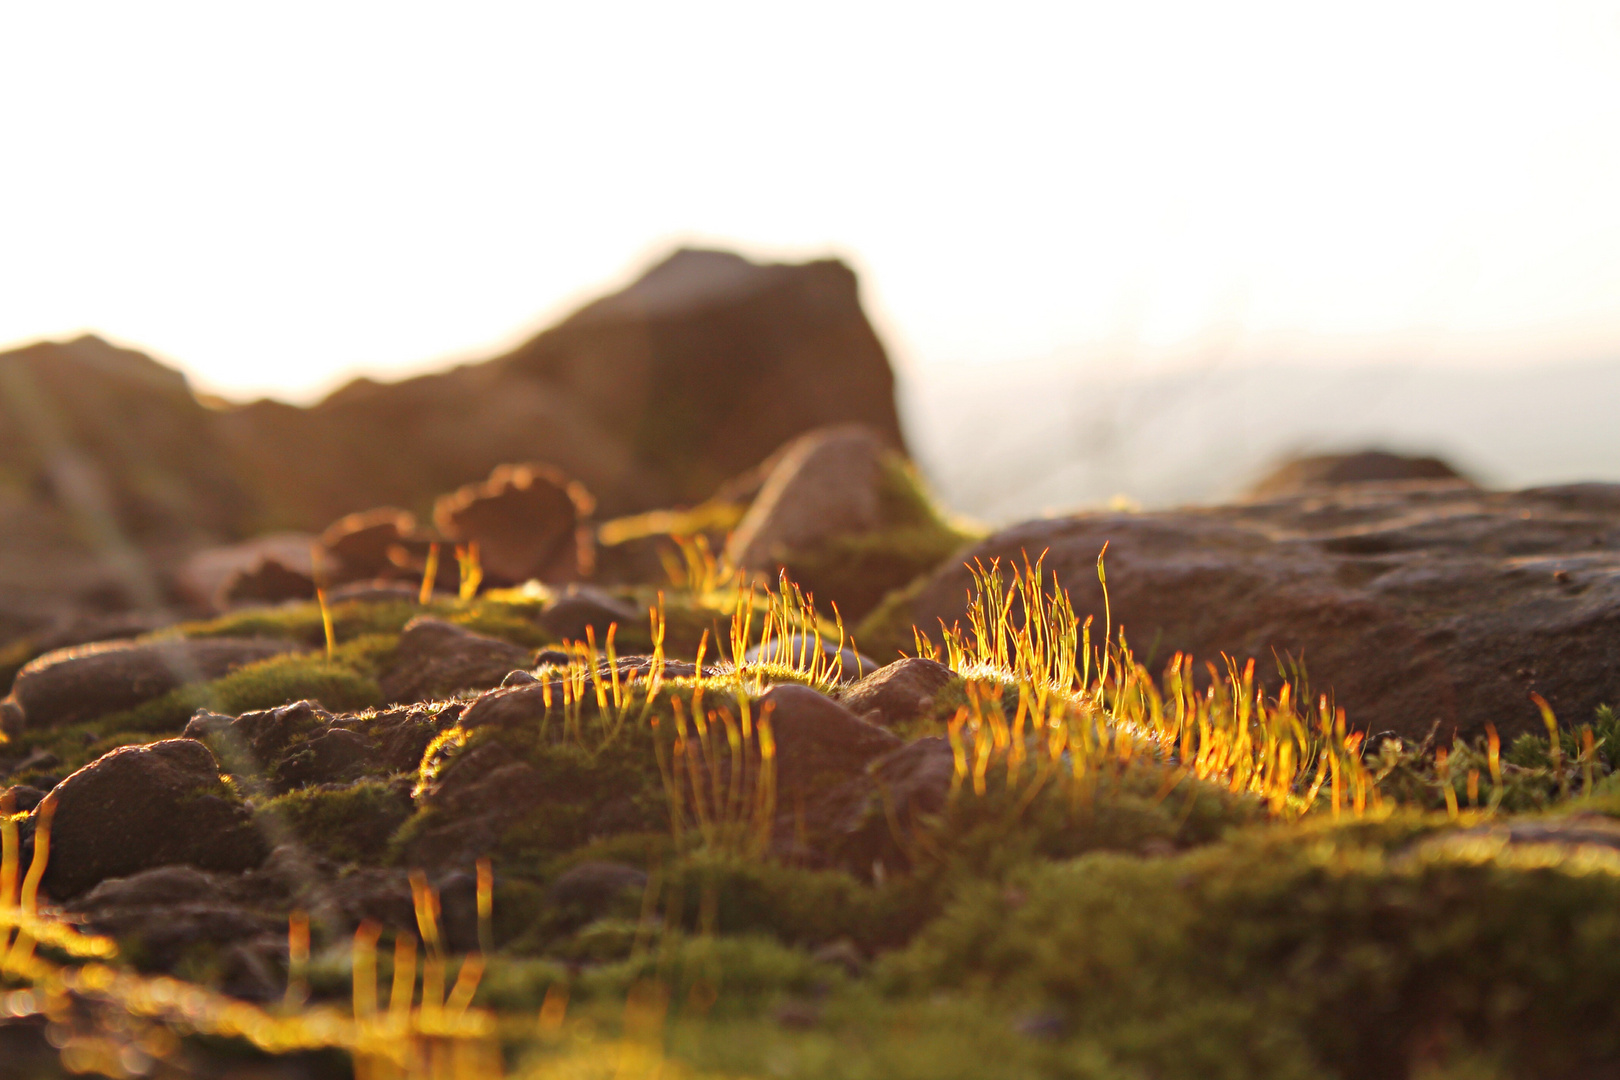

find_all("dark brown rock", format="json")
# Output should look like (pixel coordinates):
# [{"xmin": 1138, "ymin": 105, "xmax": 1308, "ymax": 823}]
[
  {"xmin": 320, "ymin": 507, "xmax": 417, "ymax": 581},
  {"xmin": 789, "ymin": 736, "xmax": 955, "ymax": 877},
  {"xmin": 378, "ymin": 617, "xmax": 532, "ymax": 704},
  {"xmin": 184, "ymin": 699, "xmax": 452, "ymax": 793},
  {"xmin": 41, "ymin": 738, "xmax": 269, "ymax": 899},
  {"xmin": 539, "ymin": 586, "xmax": 643, "ymax": 643},
  {"xmin": 174, "ymin": 533, "xmax": 320, "ymax": 610},
  {"xmin": 404, "ymin": 741, "xmax": 548, "ymax": 867},
  {"xmin": 755, "ymin": 684, "xmax": 903, "ymax": 809},
  {"xmin": 837, "ymin": 658, "xmax": 957, "ymax": 729},
  {"xmin": 883, "ymin": 483, "xmax": 1620, "ymax": 741},
  {"xmin": 547, "ymin": 861, "xmax": 649, "ymax": 909},
  {"xmin": 70, "ymin": 865, "xmax": 284, "ymax": 972},
  {"xmin": 6, "ymin": 636, "xmax": 304, "ymax": 729},
  {"xmin": 433, "ymin": 463, "xmax": 593, "ymax": 586},
  {"xmin": 219, "ymin": 557, "xmax": 314, "ymax": 608}
]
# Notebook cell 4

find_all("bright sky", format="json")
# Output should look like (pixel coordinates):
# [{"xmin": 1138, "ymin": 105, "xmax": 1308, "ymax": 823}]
[{"xmin": 3, "ymin": 1, "xmax": 1619, "ymax": 402}]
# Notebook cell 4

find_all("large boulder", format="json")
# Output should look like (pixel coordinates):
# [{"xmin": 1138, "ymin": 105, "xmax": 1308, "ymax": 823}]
[
  {"xmin": 4, "ymin": 636, "xmax": 304, "ymax": 729},
  {"xmin": 870, "ymin": 482, "xmax": 1620, "ymax": 742},
  {"xmin": 40, "ymin": 739, "xmax": 268, "ymax": 899},
  {"xmin": 319, "ymin": 507, "xmax": 418, "ymax": 582},
  {"xmin": 212, "ymin": 248, "xmax": 907, "ymax": 527}
]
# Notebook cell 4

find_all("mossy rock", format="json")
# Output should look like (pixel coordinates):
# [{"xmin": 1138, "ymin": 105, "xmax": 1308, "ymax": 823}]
[{"xmin": 257, "ymin": 778, "xmax": 412, "ymax": 864}]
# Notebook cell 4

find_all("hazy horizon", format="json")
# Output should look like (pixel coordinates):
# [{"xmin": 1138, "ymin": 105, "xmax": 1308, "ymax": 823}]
[{"xmin": 5, "ymin": 1, "xmax": 1620, "ymax": 403}]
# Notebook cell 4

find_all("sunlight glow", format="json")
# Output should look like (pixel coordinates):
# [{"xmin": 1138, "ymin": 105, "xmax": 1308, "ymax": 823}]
[{"xmin": 2, "ymin": 1, "xmax": 1618, "ymax": 400}]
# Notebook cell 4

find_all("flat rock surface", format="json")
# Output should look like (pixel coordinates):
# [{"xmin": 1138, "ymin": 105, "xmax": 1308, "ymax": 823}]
[
  {"xmin": 6, "ymin": 636, "xmax": 305, "ymax": 728},
  {"xmin": 895, "ymin": 481, "xmax": 1620, "ymax": 741},
  {"xmin": 378, "ymin": 617, "xmax": 532, "ymax": 704}
]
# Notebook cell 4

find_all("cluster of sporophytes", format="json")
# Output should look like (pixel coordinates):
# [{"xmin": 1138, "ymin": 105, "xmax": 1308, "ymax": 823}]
[{"xmin": 7, "ymin": 548, "xmax": 1620, "ymax": 1077}]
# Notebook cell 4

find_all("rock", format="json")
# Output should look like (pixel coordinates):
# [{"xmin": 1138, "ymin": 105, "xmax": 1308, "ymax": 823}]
[
  {"xmin": 219, "ymin": 557, "xmax": 314, "ymax": 608},
  {"xmin": 3, "ymin": 784, "xmax": 48, "ymax": 814},
  {"xmin": 378, "ymin": 617, "xmax": 532, "ymax": 704},
  {"xmin": 0, "ymin": 335, "xmax": 254, "ymax": 546},
  {"xmin": 723, "ymin": 425, "xmax": 968, "ymax": 620},
  {"xmin": 41, "ymin": 738, "xmax": 269, "ymax": 899},
  {"xmin": 1247, "ymin": 450, "xmax": 1473, "ymax": 498},
  {"xmin": 404, "ymin": 741, "xmax": 548, "ymax": 868},
  {"xmin": 29, "ymin": 611, "xmax": 176, "ymax": 657},
  {"xmin": 210, "ymin": 249, "xmax": 907, "ymax": 529},
  {"xmin": 547, "ymin": 861, "xmax": 649, "ymax": 909},
  {"xmin": 184, "ymin": 699, "xmax": 452, "ymax": 794},
  {"xmin": 1410, "ymin": 814, "xmax": 1620, "ymax": 862},
  {"xmin": 272, "ymin": 728, "xmax": 376, "ymax": 790},
  {"xmin": 436, "ymin": 870, "xmax": 482, "ymax": 953},
  {"xmin": 878, "ymin": 483, "xmax": 1620, "ymax": 741},
  {"xmin": 754, "ymin": 684, "xmax": 903, "ymax": 808},
  {"xmin": 320, "ymin": 507, "xmax": 417, "ymax": 581},
  {"xmin": 726, "ymin": 426, "xmax": 887, "ymax": 571},
  {"xmin": 174, "ymin": 533, "xmax": 320, "ymax": 611},
  {"xmin": 837, "ymin": 658, "xmax": 957, "ymax": 728},
  {"xmin": 742, "ymin": 635, "xmax": 879, "ymax": 683},
  {"xmin": 539, "ymin": 586, "xmax": 645, "ymax": 643},
  {"xmin": 6, "ymin": 636, "xmax": 304, "ymax": 729},
  {"xmin": 69, "ymin": 865, "xmax": 284, "ymax": 973},
  {"xmin": 791, "ymin": 736, "xmax": 955, "ymax": 876},
  {"xmin": 433, "ymin": 463, "xmax": 594, "ymax": 586}
]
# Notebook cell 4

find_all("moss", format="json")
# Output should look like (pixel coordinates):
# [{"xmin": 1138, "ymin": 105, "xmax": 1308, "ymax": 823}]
[
  {"xmin": 257, "ymin": 779, "xmax": 411, "ymax": 864},
  {"xmin": 574, "ymin": 934, "xmax": 840, "ymax": 1014},
  {"xmin": 880, "ymin": 816, "xmax": 1620, "ymax": 1078},
  {"xmin": 99, "ymin": 650, "xmax": 384, "ymax": 734}
]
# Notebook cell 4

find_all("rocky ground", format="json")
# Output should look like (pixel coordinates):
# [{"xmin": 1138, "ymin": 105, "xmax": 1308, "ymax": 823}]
[
  {"xmin": 6, "ymin": 260, "xmax": 1620, "ymax": 1078},
  {"xmin": 1, "ymin": 427, "xmax": 1619, "ymax": 1078}
]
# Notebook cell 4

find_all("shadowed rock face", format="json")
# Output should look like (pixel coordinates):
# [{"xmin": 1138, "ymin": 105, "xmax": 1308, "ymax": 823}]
[
  {"xmin": 40, "ymin": 739, "xmax": 268, "ymax": 899},
  {"xmin": 215, "ymin": 248, "xmax": 906, "ymax": 528},
  {"xmin": 893, "ymin": 482, "xmax": 1620, "ymax": 742}
]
